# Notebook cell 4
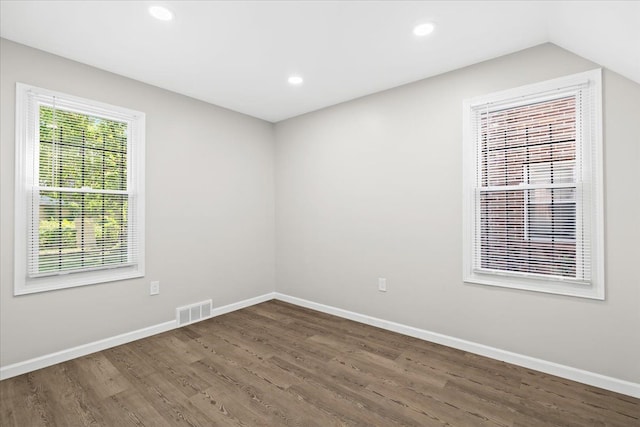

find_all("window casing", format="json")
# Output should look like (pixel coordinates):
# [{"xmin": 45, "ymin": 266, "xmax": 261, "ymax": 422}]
[
  {"xmin": 462, "ymin": 70, "xmax": 604, "ymax": 299},
  {"xmin": 14, "ymin": 83, "xmax": 145, "ymax": 295}
]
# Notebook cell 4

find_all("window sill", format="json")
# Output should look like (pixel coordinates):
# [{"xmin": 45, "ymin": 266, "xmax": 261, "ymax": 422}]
[
  {"xmin": 15, "ymin": 264, "xmax": 144, "ymax": 295},
  {"xmin": 464, "ymin": 271, "xmax": 604, "ymax": 300}
]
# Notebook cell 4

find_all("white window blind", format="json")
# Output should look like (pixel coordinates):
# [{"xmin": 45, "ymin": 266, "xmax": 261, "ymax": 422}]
[
  {"xmin": 15, "ymin": 84, "xmax": 145, "ymax": 294},
  {"xmin": 462, "ymin": 70, "xmax": 604, "ymax": 299}
]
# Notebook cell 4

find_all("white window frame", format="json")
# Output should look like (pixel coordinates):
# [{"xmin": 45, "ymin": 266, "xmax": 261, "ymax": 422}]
[
  {"xmin": 14, "ymin": 83, "xmax": 145, "ymax": 295},
  {"xmin": 462, "ymin": 69, "xmax": 604, "ymax": 300}
]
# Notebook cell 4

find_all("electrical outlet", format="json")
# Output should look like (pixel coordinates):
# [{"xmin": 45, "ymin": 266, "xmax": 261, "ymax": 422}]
[
  {"xmin": 150, "ymin": 281, "xmax": 160, "ymax": 295},
  {"xmin": 378, "ymin": 277, "xmax": 387, "ymax": 292}
]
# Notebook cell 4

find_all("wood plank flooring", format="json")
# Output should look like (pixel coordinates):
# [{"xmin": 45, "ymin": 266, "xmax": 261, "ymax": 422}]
[{"xmin": 1, "ymin": 300, "xmax": 638, "ymax": 426}]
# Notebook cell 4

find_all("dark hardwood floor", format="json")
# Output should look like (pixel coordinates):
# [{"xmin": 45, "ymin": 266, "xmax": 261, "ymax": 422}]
[{"xmin": 1, "ymin": 300, "xmax": 638, "ymax": 426}]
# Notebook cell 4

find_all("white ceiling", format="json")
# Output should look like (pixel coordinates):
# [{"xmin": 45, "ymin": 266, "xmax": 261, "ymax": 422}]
[{"xmin": 1, "ymin": 1, "xmax": 638, "ymax": 122}]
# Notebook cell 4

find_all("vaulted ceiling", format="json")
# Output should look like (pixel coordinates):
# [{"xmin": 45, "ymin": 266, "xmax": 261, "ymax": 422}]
[{"xmin": 1, "ymin": 1, "xmax": 638, "ymax": 122}]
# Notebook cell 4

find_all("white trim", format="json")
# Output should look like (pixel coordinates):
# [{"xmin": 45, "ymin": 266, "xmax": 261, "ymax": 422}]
[
  {"xmin": 590, "ymin": 69, "xmax": 605, "ymax": 301},
  {"xmin": 273, "ymin": 293, "xmax": 640, "ymax": 398},
  {"xmin": 210, "ymin": 292, "xmax": 275, "ymax": 317},
  {"xmin": 14, "ymin": 82, "xmax": 146, "ymax": 295},
  {"xmin": 0, "ymin": 320, "xmax": 176, "ymax": 381},
  {"xmin": 3, "ymin": 291, "xmax": 637, "ymax": 398},
  {"xmin": 0, "ymin": 292, "xmax": 276, "ymax": 380},
  {"xmin": 464, "ymin": 73, "xmax": 590, "ymax": 109},
  {"xmin": 462, "ymin": 69, "xmax": 605, "ymax": 300},
  {"xmin": 19, "ymin": 84, "xmax": 144, "ymax": 122}
]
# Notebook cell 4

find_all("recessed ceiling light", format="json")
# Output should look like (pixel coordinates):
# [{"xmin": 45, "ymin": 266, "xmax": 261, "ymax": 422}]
[
  {"xmin": 149, "ymin": 5, "xmax": 174, "ymax": 21},
  {"xmin": 288, "ymin": 75, "xmax": 304, "ymax": 85},
  {"xmin": 413, "ymin": 22, "xmax": 435, "ymax": 37}
]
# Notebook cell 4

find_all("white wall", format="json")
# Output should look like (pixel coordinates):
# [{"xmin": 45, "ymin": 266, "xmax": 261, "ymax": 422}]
[
  {"xmin": 0, "ymin": 39, "xmax": 276, "ymax": 366},
  {"xmin": 2, "ymin": 39, "xmax": 638, "ymax": 386},
  {"xmin": 275, "ymin": 44, "xmax": 640, "ymax": 383}
]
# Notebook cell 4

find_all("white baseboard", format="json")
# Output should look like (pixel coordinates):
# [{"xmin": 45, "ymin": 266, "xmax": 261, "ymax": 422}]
[
  {"xmin": 3, "ymin": 291, "xmax": 638, "ymax": 399},
  {"xmin": 273, "ymin": 292, "xmax": 640, "ymax": 399},
  {"xmin": 0, "ymin": 292, "xmax": 276, "ymax": 381},
  {"xmin": 210, "ymin": 292, "xmax": 275, "ymax": 317},
  {"xmin": 0, "ymin": 320, "xmax": 177, "ymax": 381}
]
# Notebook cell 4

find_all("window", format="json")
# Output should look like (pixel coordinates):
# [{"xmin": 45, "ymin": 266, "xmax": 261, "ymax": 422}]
[
  {"xmin": 462, "ymin": 70, "xmax": 604, "ymax": 299},
  {"xmin": 524, "ymin": 160, "xmax": 576, "ymax": 243},
  {"xmin": 14, "ymin": 84, "xmax": 145, "ymax": 295}
]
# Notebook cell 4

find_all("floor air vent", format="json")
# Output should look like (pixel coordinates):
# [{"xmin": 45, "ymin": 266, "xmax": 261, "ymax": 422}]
[{"xmin": 176, "ymin": 299, "xmax": 213, "ymax": 326}]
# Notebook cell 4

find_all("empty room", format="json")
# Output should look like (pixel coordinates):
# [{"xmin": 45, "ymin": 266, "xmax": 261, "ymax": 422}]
[{"xmin": 1, "ymin": 1, "xmax": 639, "ymax": 426}]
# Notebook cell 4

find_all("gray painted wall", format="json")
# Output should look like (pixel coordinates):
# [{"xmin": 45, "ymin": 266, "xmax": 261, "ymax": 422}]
[
  {"xmin": 0, "ymin": 39, "xmax": 276, "ymax": 366},
  {"xmin": 275, "ymin": 44, "xmax": 640, "ymax": 383},
  {"xmin": 2, "ymin": 40, "xmax": 638, "ymax": 384}
]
